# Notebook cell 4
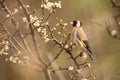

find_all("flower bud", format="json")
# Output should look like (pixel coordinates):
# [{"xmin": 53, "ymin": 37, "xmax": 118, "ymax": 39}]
[{"xmin": 111, "ymin": 30, "xmax": 117, "ymax": 36}]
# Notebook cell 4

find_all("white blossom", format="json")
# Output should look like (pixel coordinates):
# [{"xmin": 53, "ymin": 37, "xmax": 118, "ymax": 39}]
[
  {"xmin": 37, "ymin": 27, "xmax": 42, "ymax": 32},
  {"xmin": 20, "ymin": 6, "xmax": 22, "ymax": 9},
  {"xmin": 30, "ymin": 15, "xmax": 38, "ymax": 23},
  {"xmin": 9, "ymin": 56, "xmax": 13, "ymax": 61},
  {"xmin": 64, "ymin": 23, "xmax": 68, "ymax": 26},
  {"xmin": 118, "ymin": 22, "xmax": 120, "ymax": 25},
  {"xmin": 81, "ymin": 78, "xmax": 87, "ymax": 80},
  {"xmin": 8, "ymin": 56, "xmax": 22, "ymax": 64},
  {"xmin": 111, "ymin": 30, "xmax": 117, "ymax": 36},
  {"xmin": 6, "ymin": 14, "xmax": 10, "ymax": 18},
  {"xmin": 43, "ymin": 22, "xmax": 49, "ymax": 26},
  {"xmin": 41, "ymin": 1, "xmax": 61, "ymax": 12},
  {"xmin": 44, "ymin": 0, "xmax": 48, "ymax": 3},
  {"xmin": 77, "ymin": 69, "xmax": 82, "ymax": 73},
  {"xmin": 0, "ymin": 40, "xmax": 9, "ymax": 55},
  {"xmin": 64, "ymin": 45, "xmax": 69, "ymax": 49},
  {"xmin": 56, "ymin": 19, "xmax": 68, "ymax": 30},
  {"xmin": 43, "ymin": 28, "xmax": 46, "ymax": 31},
  {"xmin": 55, "ymin": 1, "xmax": 62, "ymax": 8},
  {"xmin": 5, "ymin": 41, "xmax": 9, "ymax": 45},
  {"xmin": 4, "ymin": 45, "xmax": 9, "ymax": 51},
  {"xmin": 3, "ymin": 52, "xmax": 8, "ymax": 55},
  {"xmin": 53, "ymin": 27, "xmax": 56, "ymax": 30},
  {"xmin": 26, "ymin": 5, "xmax": 30, "ymax": 8},
  {"xmin": 46, "ymin": 2, "xmax": 54, "ymax": 10},
  {"xmin": 14, "ymin": 57, "xmax": 19, "ymax": 61},
  {"xmin": 23, "ymin": 56, "xmax": 29, "ymax": 59},
  {"xmin": 22, "ymin": 17, "xmax": 27, "ymax": 22},
  {"xmin": 18, "ymin": 51, "xmax": 21, "ymax": 54},
  {"xmin": 41, "ymin": 4, "xmax": 46, "ymax": 8},
  {"xmin": 0, "ymin": 49, "xmax": 4, "ymax": 55},
  {"xmin": 82, "ymin": 53, "xmax": 87, "ymax": 61},
  {"xmin": 5, "ymin": 58, "xmax": 8, "ymax": 61},
  {"xmin": 12, "ymin": 59, "xmax": 17, "ymax": 63},
  {"xmin": 18, "ymin": 60, "xmax": 22, "ymax": 64},
  {"xmin": 43, "ymin": 36, "xmax": 47, "ymax": 39},
  {"xmin": 33, "ymin": 20, "xmax": 40, "ymax": 27},
  {"xmin": 13, "ymin": 8, "xmax": 18, "ymax": 15},
  {"xmin": 86, "ymin": 63, "xmax": 91, "ymax": 67},
  {"xmin": 68, "ymin": 66, "xmax": 74, "ymax": 71},
  {"xmin": 44, "ymin": 38, "xmax": 50, "ymax": 43},
  {"xmin": 58, "ymin": 32, "xmax": 61, "ymax": 34},
  {"xmin": 56, "ymin": 23, "xmax": 60, "ymax": 26},
  {"xmin": 62, "ymin": 34, "xmax": 67, "ymax": 37}
]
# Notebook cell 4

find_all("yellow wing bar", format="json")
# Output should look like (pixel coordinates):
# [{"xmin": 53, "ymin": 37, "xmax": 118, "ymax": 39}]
[{"xmin": 80, "ymin": 39, "xmax": 86, "ymax": 48}]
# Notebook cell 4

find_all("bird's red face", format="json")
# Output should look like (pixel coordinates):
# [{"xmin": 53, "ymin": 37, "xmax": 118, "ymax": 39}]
[
  {"xmin": 70, "ymin": 20, "xmax": 82, "ymax": 27},
  {"xmin": 72, "ymin": 20, "xmax": 77, "ymax": 27}
]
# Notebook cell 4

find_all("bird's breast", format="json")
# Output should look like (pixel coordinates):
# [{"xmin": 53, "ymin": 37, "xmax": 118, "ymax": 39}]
[{"xmin": 77, "ymin": 28, "xmax": 88, "ymax": 40}]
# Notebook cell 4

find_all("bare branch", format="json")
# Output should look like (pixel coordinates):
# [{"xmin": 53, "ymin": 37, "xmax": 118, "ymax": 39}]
[
  {"xmin": 49, "ymin": 33, "xmax": 71, "ymax": 65},
  {"xmin": 111, "ymin": 0, "xmax": 120, "ymax": 8}
]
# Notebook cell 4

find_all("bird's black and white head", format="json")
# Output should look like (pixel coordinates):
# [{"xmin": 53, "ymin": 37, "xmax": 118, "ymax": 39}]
[{"xmin": 70, "ymin": 20, "xmax": 82, "ymax": 28}]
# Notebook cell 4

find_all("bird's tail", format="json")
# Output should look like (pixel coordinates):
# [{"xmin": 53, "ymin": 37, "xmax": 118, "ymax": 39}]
[{"xmin": 87, "ymin": 51, "xmax": 95, "ymax": 62}]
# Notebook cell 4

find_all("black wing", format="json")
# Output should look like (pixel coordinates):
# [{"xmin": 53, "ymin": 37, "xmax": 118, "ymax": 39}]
[
  {"xmin": 83, "ymin": 40, "xmax": 95, "ymax": 61},
  {"xmin": 76, "ymin": 32, "xmax": 91, "ymax": 51},
  {"xmin": 75, "ymin": 31, "xmax": 95, "ymax": 61},
  {"xmin": 83, "ymin": 40, "xmax": 92, "ymax": 53}
]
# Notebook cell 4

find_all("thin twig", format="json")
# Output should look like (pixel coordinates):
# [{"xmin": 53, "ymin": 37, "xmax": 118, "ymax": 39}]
[
  {"xmin": 49, "ymin": 33, "xmax": 71, "ymax": 65},
  {"xmin": 46, "ymin": 13, "xmax": 52, "ymax": 21}
]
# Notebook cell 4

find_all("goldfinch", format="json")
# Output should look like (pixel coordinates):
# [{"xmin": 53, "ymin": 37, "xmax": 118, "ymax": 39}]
[{"xmin": 70, "ymin": 20, "xmax": 95, "ymax": 61}]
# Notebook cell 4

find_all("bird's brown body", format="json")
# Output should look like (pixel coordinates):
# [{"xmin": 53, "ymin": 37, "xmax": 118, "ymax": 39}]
[
  {"xmin": 72, "ymin": 25, "xmax": 94, "ymax": 61},
  {"xmin": 73, "ymin": 27, "xmax": 88, "ymax": 40},
  {"xmin": 72, "ymin": 27, "xmax": 88, "ymax": 50},
  {"xmin": 71, "ymin": 20, "xmax": 95, "ymax": 61}
]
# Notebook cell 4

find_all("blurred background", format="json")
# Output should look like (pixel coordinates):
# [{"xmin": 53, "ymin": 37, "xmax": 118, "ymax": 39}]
[{"xmin": 0, "ymin": 0, "xmax": 120, "ymax": 80}]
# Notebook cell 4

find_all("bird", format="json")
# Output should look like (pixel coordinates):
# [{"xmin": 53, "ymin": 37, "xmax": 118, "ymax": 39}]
[{"xmin": 70, "ymin": 19, "xmax": 95, "ymax": 62}]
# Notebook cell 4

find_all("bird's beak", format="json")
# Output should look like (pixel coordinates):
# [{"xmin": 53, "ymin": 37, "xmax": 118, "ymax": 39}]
[{"xmin": 70, "ymin": 22, "xmax": 73, "ymax": 25}]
